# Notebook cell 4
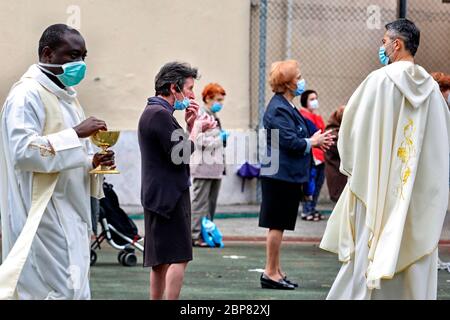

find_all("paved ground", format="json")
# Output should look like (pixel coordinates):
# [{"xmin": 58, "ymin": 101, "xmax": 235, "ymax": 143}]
[
  {"xmin": 90, "ymin": 242, "xmax": 450, "ymax": 300},
  {"xmin": 2, "ymin": 202, "xmax": 450, "ymax": 300},
  {"xmin": 125, "ymin": 203, "xmax": 450, "ymax": 243},
  {"xmin": 87, "ymin": 203, "xmax": 450, "ymax": 300}
]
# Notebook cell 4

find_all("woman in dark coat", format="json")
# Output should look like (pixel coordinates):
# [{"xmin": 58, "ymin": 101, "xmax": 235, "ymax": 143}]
[
  {"xmin": 259, "ymin": 60, "xmax": 335, "ymax": 290},
  {"xmin": 138, "ymin": 62, "xmax": 215, "ymax": 300}
]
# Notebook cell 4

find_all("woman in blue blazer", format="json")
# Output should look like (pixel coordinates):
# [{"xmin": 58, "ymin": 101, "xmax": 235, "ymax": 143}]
[{"xmin": 259, "ymin": 60, "xmax": 334, "ymax": 290}]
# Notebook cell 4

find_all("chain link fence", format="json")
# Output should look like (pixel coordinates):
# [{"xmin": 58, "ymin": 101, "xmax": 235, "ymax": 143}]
[
  {"xmin": 250, "ymin": 0, "xmax": 450, "ymax": 130},
  {"xmin": 408, "ymin": 0, "xmax": 450, "ymax": 74}
]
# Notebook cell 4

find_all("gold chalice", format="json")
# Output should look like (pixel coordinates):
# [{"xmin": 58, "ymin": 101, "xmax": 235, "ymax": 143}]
[{"xmin": 89, "ymin": 130, "xmax": 120, "ymax": 174}]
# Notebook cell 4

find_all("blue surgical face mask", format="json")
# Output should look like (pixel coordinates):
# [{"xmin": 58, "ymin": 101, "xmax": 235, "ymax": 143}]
[
  {"xmin": 38, "ymin": 61, "xmax": 87, "ymax": 87},
  {"xmin": 173, "ymin": 87, "xmax": 190, "ymax": 110},
  {"xmin": 378, "ymin": 46, "xmax": 389, "ymax": 66},
  {"xmin": 293, "ymin": 79, "xmax": 306, "ymax": 97},
  {"xmin": 378, "ymin": 41, "xmax": 395, "ymax": 66},
  {"xmin": 309, "ymin": 99, "xmax": 319, "ymax": 109},
  {"xmin": 210, "ymin": 102, "xmax": 223, "ymax": 113}
]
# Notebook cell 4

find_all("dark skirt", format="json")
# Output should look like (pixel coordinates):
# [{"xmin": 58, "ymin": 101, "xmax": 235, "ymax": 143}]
[
  {"xmin": 258, "ymin": 177, "xmax": 303, "ymax": 231},
  {"xmin": 143, "ymin": 190, "xmax": 193, "ymax": 267}
]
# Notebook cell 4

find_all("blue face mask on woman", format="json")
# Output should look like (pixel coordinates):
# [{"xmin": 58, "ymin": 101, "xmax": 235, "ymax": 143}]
[
  {"xmin": 210, "ymin": 102, "xmax": 223, "ymax": 113},
  {"xmin": 293, "ymin": 79, "xmax": 306, "ymax": 97},
  {"xmin": 38, "ymin": 61, "xmax": 87, "ymax": 87},
  {"xmin": 173, "ymin": 87, "xmax": 190, "ymax": 110}
]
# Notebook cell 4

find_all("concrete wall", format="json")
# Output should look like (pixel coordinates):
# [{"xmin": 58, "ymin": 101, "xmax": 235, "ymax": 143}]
[
  {"xmin": 0, "ymin": 0, "xmax": 253, "ymax": 207},
  {"xmin": 0, "ymin": 0, "xmax": 251, "ymax": 131}
]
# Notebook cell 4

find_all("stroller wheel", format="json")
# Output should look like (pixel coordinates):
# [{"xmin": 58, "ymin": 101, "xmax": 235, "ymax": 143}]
[
  {"xmin": 90, "ymin": 250, "xmax": 97, "ymax": 266},
  {"xmin": 122, "ymin": 253, "xmax": 137, "ymax": 267},
  {"xmin": 117, "ymin": 250, "xmax": 126, "ymax": 264}
]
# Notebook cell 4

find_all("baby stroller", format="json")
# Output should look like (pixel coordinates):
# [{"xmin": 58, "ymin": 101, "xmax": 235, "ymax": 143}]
[
  {"xmin": 438, "ymin": 258, "xmax": 450, "ymax": 273},
  {"xmin": 90, "ymin": 182, "xmax": 144, "ymax": 267}
]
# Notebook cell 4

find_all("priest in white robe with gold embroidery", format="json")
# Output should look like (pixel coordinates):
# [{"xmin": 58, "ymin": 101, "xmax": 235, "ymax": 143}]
[
  {"xmin": 0, "ymin": 24, "xmax": 114, "ymax": 300},
  {"xmin": 320, "ymin": 19, "xmax": 450, "ymax": 299}
]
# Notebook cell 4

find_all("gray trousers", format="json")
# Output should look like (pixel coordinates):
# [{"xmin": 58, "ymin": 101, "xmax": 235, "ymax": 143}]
[{"xmin": 191, "ymin": 178, "xmax": 222, "ymax": 241}]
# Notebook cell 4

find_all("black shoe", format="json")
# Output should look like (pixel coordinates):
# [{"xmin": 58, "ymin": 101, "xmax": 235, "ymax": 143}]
[
  {"xmin": 313, "ymin": 210, "xmax": 326, "ymax": 221},
  {"xmin": 192, "ymin": 240, "xmax": 209, "ymax": 247},
  {"xmin": 283, "ymin": 276, "xmax": 299, "ymax": 288},
  {"xmin": 260, "ymin": 274, "xmax": 295, "ymax": 290}
]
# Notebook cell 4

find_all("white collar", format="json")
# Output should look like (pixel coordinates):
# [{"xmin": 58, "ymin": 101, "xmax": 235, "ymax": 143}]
[{"xmin": 22, "ymin": 64, "xmax": 78, "ymax": 103}]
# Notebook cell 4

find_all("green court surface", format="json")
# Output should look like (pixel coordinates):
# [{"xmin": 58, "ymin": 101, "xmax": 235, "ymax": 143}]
[{"xmin": 90, "ymin": 242, "xmax": 450, "ymax": 300}]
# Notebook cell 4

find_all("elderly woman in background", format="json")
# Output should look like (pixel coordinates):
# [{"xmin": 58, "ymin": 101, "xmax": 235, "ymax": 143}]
[
  {"xmin": 431, "ymin": 72, "xmax": 450, "ymax": 187},
  {"xmin": 190, "ymin": 83, "xmax": 228, "ymax": 247},
  {"xmin": 431, "ymin": 72, "xmax": 450, "ymax": 273},
  {"xmin": 258, "ymin": 60, "xmax": 335, "ymax": 290},
  {"xmin": 324, "ymin": 105, "xmax": 347, "ymax": 203}
]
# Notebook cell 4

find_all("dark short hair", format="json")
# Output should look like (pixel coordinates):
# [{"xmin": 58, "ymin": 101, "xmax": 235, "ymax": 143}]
[
  {"xmin": 38, "ymin": 24, "xmax": 82, "ymax": 58},
  {"xmin": 385, "ymin": 19, "xmax": 420, "ymax": 56},
  {"xmin": 300, "ymin": 90, "xmax": 318, "ymax": 107},
  {"xmin": 154, "ymin": 62, "xmax": 199, "ymax": 96}
]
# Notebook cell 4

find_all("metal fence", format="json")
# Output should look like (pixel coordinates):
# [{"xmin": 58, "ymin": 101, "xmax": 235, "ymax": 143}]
[
  {"xmin": 250, "ymin": 0, "xmax": 450, "ymax": 130},
  {"xmin": 408, "ymin": 0, "xmax": 450, "ymax": 74}
]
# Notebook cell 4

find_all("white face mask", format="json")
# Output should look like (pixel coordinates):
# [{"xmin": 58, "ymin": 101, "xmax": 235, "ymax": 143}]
[{"xmin": 309, "ymin": 99, "xmax": 319, "ymax": 109}]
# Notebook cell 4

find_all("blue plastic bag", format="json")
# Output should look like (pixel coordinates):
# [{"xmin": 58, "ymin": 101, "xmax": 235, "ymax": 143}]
[{"xmin": 201, "ymin": 217, "xmax": 224, "ymax": 248}]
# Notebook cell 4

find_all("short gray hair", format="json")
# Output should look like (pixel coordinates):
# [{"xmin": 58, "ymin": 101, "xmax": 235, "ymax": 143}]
[
  {"xmin": 385, "ymin": 19, "xmax": 420, "ymax": 56},
  {"xmin": 154, "ymin": 62, "xmax": 199, "ymax": 96}
]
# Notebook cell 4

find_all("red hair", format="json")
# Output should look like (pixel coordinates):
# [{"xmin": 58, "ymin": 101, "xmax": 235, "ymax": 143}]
[
  {"xmin": 202, "ymin": 83, "xmax": 226, "ymax": 103},
  {"xmin": 431, "ymin": 72, "xmax": 450, "ymax": 93}
]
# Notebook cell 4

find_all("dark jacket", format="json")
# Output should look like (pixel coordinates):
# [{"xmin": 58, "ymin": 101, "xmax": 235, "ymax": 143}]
[
  {"xmin": 138, "ymin": 97, "xmax": 194, "ymax": 218},
  {"xmin": 324, "ymin": 108, "xmax": 347, "ymax": 202},
  {"xmin": 261, "ymin": 93, "xmax": 312, "ymax": 183}
]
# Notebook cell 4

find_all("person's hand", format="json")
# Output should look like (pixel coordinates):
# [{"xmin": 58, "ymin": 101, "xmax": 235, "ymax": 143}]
[
  {"xmin": 188, "ymin": 113, "xmax": 217, "ymax": 142},
  {"xmin": 309, "ymin": 129, "xmax": 335, "ymax": 151},
  {"xmin": 185, "ymin": 100, "xmax": 200, "ymax": 132},
  {"xmin": 197, "ymin": 113, "xmax": 217, "ymax": 132},
  {"xmin": 73, "ymin": 117, "xmax": 107, "ymax": 138},
  {"xmin": 92, "ymin": 150, "xmax": 115, "ymax": 169}
]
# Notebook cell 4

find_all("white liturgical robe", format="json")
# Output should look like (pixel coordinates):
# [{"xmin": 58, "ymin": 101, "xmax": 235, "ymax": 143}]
[
  {"xmin": 320, "ymin": 61, "xmax": 450, "ymax": 299},
  {"xmin": 0, "ymin": 64, "xmax": 102, "ymax": 300}
]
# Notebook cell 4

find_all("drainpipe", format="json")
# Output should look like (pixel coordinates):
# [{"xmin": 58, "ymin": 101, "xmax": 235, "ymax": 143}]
[
  {"xmin": 285, "ymin": 0, "xmax": 294, "ymax": 59},
  {"xmin": 257, "ymin": 0, "xmax": 268, "ymax": 203},
  {"xmin": 258, "ymin": 0, "xmax": 268, "ymax": 131},
  {"xmin": 398, "ymin": 0, "xmax": 407, "ymax": 18}
]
